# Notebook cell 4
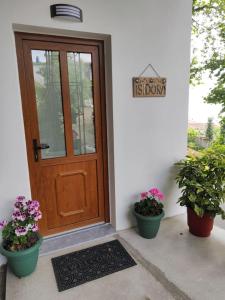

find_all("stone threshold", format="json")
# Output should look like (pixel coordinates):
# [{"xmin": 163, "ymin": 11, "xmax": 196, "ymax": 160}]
[{"xmin": 40, "ymin": 223, "xmax": 116, "ymax": 256}]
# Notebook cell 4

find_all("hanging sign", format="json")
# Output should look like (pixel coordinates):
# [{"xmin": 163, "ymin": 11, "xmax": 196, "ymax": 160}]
[
  {"xmin": 133, "ymin": 63, "xmax": 166, "ymax": 97},
  {"xmin": 133, "ymin": 77, "xmax": 166, "ymax": 97}
]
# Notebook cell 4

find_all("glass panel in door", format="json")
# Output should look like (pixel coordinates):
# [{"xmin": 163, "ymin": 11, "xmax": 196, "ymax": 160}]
[
  {"xmin": 67, "ymin": 52, "xmax": 96, "ymax": 155},
  {"xmin": 31, "ymin": 50, "xmax": 66, "ymax": 159}
]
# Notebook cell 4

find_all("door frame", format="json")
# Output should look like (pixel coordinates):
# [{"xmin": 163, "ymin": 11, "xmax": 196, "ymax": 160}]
[{"xmin": 15, "ymin": 32, "xmax": 110, "ymax": 235}]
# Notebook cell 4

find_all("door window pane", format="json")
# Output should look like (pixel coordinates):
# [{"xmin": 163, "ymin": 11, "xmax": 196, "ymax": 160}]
[
  {"xmin": 32, "ymin": 50, "xmax": 66, "ymax": 159},
  {"xmin": 67, "ymin": 52, "xmax": 96, "ymax": 155}
]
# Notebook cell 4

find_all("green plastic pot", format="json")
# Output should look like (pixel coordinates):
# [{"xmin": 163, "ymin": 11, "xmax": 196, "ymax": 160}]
[
  {"xmin": 134, "ymin": 209, "xmax": 165, "ymax": 239},
  {"xmin": 0, "ymin": 235, "xmax": 43, "ymax": 277}
]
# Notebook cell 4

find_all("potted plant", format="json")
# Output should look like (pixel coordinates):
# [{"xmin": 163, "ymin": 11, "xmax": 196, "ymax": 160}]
[
  {"xmin": 134, "ymin": 188, "xmax": 165, "ymax": 239},
  {"xmin": 0, "ymin": 196, "xmax": 43, "ymax": 277},
  {"xmin": 175, "ymin": 145, "xmax": 225, "ymax": 237}
]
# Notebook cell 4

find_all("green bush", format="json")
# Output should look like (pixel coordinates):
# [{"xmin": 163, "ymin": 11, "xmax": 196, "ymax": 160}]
[
  {"xmin": 187, "ymin": 128, "xmax": 205, "ymax": 151},
  {"xmin": 175, "ymin": 145, "xmax": 225, "ymax": 218},
  {"xmin": 188, "ymin": 128, "xmax": 200, "ymax": 143}
]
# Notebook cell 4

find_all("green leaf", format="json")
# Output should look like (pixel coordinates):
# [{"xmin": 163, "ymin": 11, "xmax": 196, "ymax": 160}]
[
  {"xmin": 189, "ymin": 194, "xmax": 197, "ymax": 202},
  {"xmin": 194, "ymin": 204, "xmax": 204, "ymax": 217}
]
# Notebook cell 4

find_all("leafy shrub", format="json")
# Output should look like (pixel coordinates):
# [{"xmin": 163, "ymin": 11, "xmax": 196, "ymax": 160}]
[
  {"xmin": 175, "ymin": 145, "xmax": 225, "ymax": 218},
  {"xmin": 188, "ymin": 128, "xmax": 200, "ymax": 144}
]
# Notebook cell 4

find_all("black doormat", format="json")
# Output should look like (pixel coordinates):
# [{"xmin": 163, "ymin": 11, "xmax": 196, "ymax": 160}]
[{"xmin": 51, "ymin": 239, "xmax": 136, "ymax": 292}]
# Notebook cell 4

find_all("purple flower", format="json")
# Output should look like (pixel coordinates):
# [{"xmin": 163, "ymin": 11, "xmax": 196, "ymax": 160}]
[
  {"xmin": 21, "ymin": 213, "xmax": 27, "ymax": 221},
  {"xmin": 16, "ymin": 196, "xmax": 26, "ymax": 202},
  {"xmin": 12, "ymin": 211, "xmax": 26, "ymax": 221},
  {"xmin": 0, "ymin": 220, "xmax": 8, "ymax": 229},
  {"xmin": 15, "ymin": 226, "xmax": 28, "ymax": 236},
  {"xmin": 33, "ymin": 211, "xmax": 42, "ymax": 221},
  {"xmin": 12, "ymin": 211, "xmax": 20, "ymax": 220},
  {"xmin": 26, "ymin": 200, "xmax": 32, "ymax": 206},
  {"xmin": 14, "ymin": 201, "xmax": 23, "ymax": 210},
  {"xmin": 28, "ymin": 206, "xmax": 36, "ymax": 215},
  {"xmin": 31, "ymin": 200, "xmax": 40, "ymax": 209},
  {"xmin": 15, "ymin": 196, "xmax": 28, "ymax": 210},
  {"xmin": 31, "ymin": 223, "xmax": 38, "ymax": 232},
  {"xmin": 26, "ymin": 201, "xmax": 34, "ymax": 214},
  {"xmin": 27, "ymin": 200, "xmax": 40, "ymax": 215}
]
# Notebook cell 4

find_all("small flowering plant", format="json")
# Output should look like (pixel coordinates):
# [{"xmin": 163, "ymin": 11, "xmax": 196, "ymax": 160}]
[
  {"xmin": 0, "ymin": 196, "xmax": 42, "ymax": 251},
  {"xmin": 134, "ymin": 188, "xmax": 164, "ymax": 217}
]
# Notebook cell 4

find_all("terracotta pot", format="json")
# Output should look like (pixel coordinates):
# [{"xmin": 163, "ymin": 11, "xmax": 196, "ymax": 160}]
[{"xmin": 187, "ymin": 207, "xmax": 214, "ymax": 237}]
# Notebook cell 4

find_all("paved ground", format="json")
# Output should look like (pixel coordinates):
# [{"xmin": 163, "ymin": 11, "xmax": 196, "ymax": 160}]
[
  {"xmin": 6, "ymin": 214, "xmax": 225, "ymax": 300},
  {"xmin": 0, "ymin": 265, "xmax": 6, "ymax": 300},
  {"xmin": 119, "ymin": 215, "xmax": 225, "ymax": 300},
  {"xmin": 6, "ymin": 236, "xmax": 176, "ymax": 300}
]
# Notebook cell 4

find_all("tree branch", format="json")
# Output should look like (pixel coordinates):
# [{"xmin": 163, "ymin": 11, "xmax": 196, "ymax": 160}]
[{"xmin": 193, "ymin": 5, "xmax": 217, "ymax": 12}]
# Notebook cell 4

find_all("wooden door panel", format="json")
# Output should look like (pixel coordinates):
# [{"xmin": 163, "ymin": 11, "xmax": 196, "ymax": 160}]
[
  {"xmin": 56, "ymin": 171, "xmax": 87, "ymax": 217},
  {"xmin": 15, "ymin": 33, "xmax": 109, "ymax": 235},
  {"xmin": 40, "ymin": 160, "xmax": 99, "ymax": 229}
]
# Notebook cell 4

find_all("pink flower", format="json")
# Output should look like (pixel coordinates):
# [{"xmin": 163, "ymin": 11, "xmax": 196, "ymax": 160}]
[
  {"xmin": 149, "ymin": 188, "xmax": 164, "ymax": 201},
  {"xmin": 149, "ymin": 188, "xmax": 160, "ymax": 196},
  {"xmin": 157, "ymin": 192, "xmax": 164, "ymax": 201},
  {"xmin": 0, "ymin": 220, "xmax": 8, "ymax": 229},
  {"xmin": 140, "ymin": 192, "xmax": 148, "ymax": 200}
]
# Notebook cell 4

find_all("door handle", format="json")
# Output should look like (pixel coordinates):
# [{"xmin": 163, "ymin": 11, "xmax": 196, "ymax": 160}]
[{"xmin": 33, "ymin": 139, "xmax": 50, "ymax": 162}]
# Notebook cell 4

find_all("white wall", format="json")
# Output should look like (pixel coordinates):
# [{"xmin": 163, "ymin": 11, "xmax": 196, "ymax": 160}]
[{"xmin": 0, "ymin": 0, "xmax": 192, "ymax": 263}]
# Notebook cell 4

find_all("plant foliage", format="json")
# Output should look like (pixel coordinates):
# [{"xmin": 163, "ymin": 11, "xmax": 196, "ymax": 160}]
[
  {"xmin": 219, "ymin": 116, "xmax": 225, "ymax": 144},
  {"xmin": 175, "ymin": 145, "xmax": 225, "ymax": 218},
  {"xmin": 205, "ymin": 117, "xmax": 214, "ymax": 141}
]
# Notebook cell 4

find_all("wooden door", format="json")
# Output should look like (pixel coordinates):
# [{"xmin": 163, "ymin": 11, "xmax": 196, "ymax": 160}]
[{"xmin": 15, "ymin": 33, "xmax": 109, "ymax": 236}]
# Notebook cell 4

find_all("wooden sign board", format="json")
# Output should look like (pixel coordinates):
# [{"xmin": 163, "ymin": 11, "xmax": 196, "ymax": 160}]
[{"xmin": 133, "ymin": 77, "xmax": 166, "ymax": 97}]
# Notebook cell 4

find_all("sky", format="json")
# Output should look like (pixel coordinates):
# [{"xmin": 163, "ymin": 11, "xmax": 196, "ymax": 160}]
[
  {"xmin": 188, "ymin": 49, "xmax": 222, "ymax": 125},
  {"xmin": 188, "ymin": 81, "xmax": 222, "ymax": 125},
  {"xmin": 188, "ymin": 12, "xmax": 223, "ymax": 126}
]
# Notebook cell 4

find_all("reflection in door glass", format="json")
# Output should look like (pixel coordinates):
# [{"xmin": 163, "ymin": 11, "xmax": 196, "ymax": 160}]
[
  {"xmin": 31, "ymin": 50, "xmax": 66, "ymax": 159},
  {"xmin": 67, "ymin": 52, "xmax": 96, "ymax": 155}
]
